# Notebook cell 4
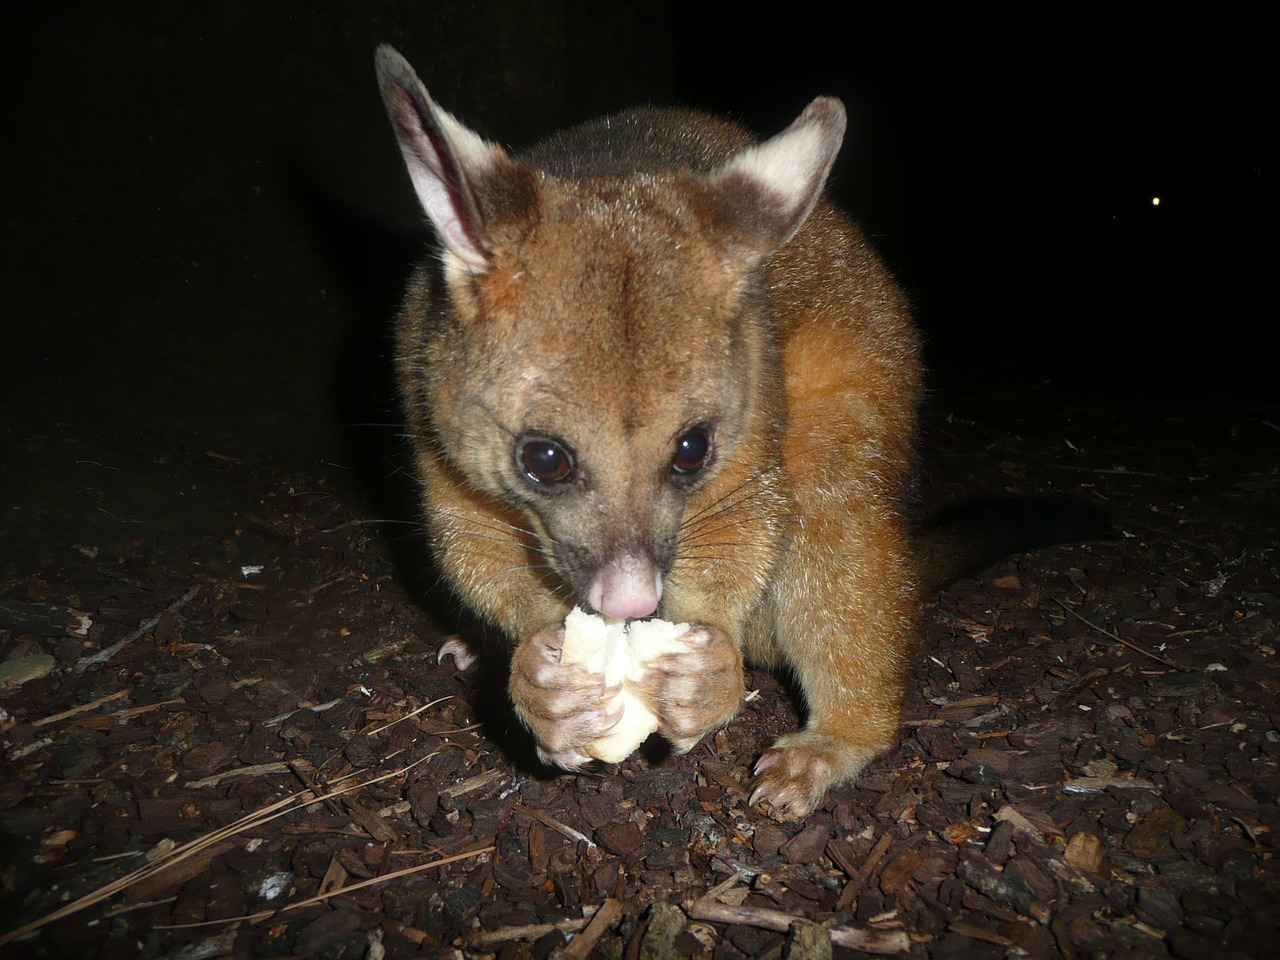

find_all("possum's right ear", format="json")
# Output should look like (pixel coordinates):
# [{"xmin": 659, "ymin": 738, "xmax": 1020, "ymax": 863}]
[
  {"xmin": 375, "ymin": 45, "xmax": 507, "ymax": 274},
  {"xmin": 705, "ymin": 97, "xmax": 846, "ymax": 264}
]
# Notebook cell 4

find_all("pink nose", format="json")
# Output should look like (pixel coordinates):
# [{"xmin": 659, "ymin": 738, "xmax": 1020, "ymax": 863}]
[{"xmin": 588, "ymin": 555, "xmax": 662, "ymax": 620}]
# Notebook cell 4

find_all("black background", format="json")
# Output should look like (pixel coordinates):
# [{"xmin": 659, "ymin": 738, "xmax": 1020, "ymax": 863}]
[{"xmin": 1, "ymin": 2, "xmax": 1270, "ymax": 573}]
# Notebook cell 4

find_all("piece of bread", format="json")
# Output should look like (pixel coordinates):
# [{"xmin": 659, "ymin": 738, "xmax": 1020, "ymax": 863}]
[{"xmin": 560, "ymin": 607, "xmax": 691, "ymax": 762}]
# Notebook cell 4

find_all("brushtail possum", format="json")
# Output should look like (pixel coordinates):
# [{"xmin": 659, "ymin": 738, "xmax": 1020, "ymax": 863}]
[{"xmin": 376, "ymin": 46, "xmax": 921, "ymax": 817}]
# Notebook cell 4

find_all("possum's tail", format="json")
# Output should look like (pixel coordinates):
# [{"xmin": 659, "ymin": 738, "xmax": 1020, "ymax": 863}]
[{"xmin": 915, "ymin": 496, "xmax": 1117, "ymax": 595}]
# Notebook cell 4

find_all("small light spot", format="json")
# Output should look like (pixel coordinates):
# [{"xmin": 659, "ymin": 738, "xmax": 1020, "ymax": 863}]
[
  {"xmin": 1151, "ymin": 196, "xmax": 1160, "ymax": 206},
  {"xmin": 258, "ymin": 872, "xmax": 293, "ymax": 900}
]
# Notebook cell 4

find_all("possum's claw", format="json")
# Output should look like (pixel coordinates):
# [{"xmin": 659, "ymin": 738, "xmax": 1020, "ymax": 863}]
[{"xmin": 437, "ymin": 636, "xmax": 478, "ymax": 671}]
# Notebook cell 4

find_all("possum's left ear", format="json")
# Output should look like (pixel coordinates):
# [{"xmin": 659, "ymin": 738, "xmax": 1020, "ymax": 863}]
[
  {"xmin": 705, "ymin": 97, "xmax": 846, "ymax": 263},
  {"xmin": 375, "ymin": 44, "xmax": 511, "ymax": 274}
]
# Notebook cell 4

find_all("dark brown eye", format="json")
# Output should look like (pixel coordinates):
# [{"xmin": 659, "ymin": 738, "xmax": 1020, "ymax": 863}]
[
  {"xmin": 521, "ymin": 439, "xmax": 573, "ymax": 484},
  {"xmin": 672, "ymin": 428, "xmax": 711, "ymax": 476}
]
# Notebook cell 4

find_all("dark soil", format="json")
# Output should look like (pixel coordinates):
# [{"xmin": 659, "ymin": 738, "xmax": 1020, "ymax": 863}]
[{"xmin": 3, "ymin": 387, "xmax": 1277, "ymax": 959}]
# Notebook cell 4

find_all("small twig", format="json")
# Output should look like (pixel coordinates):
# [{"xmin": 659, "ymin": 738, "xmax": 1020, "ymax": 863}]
[
  {"xmin": 440, "ymin": 768, "xmax": 506, "ymax": 802},
  {"xmin": 555, "ymin": 898, "xmax": 621, "ymax": 959},
  {"xmin": 75, "ymin": 586, "xmax": 200, "ymax": 671},
  {"xmin": 1039, "ymin": 667, "xmax": 1109, "ymax": 713},
  {"xmin": 339, "ymin": 794, "xmax": 399, "ymax": 844},
  {"xmin": 1063, "ymin": 775, "xmax": 1157, "ymax": 794},
  {"xmin": 100, "ymin": 699, "xmax": 186, "ymax": 723},
  {"xmin": 264, "ymin": 844, "xmax": 494, "ymax": 919},
  {"xmin": 470, "ymin": 906, "xmax": 598, "ymax": 948},
  {"xmin": 186, "ymin": 760, "xmax": 314, "ymax": 790},
  {"xmin": 702, "ymin": 870, "xmax": 745, "ymax": 902},
  {"xmin": 1051, "ymin": 598, "xmax": 1182, "ymax": 669},
  {"xmin": 307, "ymin": 570, "xmax": 361, "ymax": 594},
  {"xmin": 160, "ymin": 844, "xmax": 495, "ymax": 930},
  {"xmin": 102, "ymin": 897, "xmax": 177, "ymax": 918},
  {"xmin": 1042, "ymin": 463, "xmax": 1163, "ymax": 478},
  {"xmin": 264, "ymin": 698, "xmax": 345, "ymax": 728},
  {"xmin": 835, "ymin": 829, "xmax": 895, "ymax": 912},
  {"xmin": 319, "ymin": 518, "xmax": 396, "ymax": 534},
  {"xmin": 365, "ymin": 696, "xmax": 452, "ymax": 737},
  {"xmin": 31, "ymin": 688, "xmax": 132, "ymax": 728},
  {"xmin": 686, "ymin": 900, "xmax": 908, "ymax": 955},
  {"xmin": 289, "ymin": 761, "xmax": 344, "ymax": 818},
  {"xmin": 510, "ymin": 803, "xmax": 596, "ymax": 848}
]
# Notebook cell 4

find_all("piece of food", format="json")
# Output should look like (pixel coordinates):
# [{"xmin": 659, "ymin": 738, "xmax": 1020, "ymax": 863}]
[{"xmin": 560, "ymin": 607, "xmax": 692, "ymax": 762}]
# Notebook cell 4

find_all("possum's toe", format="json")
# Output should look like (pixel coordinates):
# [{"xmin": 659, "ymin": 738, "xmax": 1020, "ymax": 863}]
[
  {"xmin": 535, "ymin": 744, "xmax": 594, "ymax": 771},
  {"xmin": 642, "ymin": 625, "xmax": 744, "ymax": 747},
  {"xmin": 751, "ymin": 730, "xmax": 876, "ymax": 819}
]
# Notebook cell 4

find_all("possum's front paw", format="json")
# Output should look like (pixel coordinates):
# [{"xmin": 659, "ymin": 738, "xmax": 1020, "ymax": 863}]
[
  {"xmin": 637, "ymin": 625, "xmax": 744, "ymax": 753},
  {"xmin": 751, "ymin": 730, "xmax": 876, "ymax": 819},
  {"xmin": 509, "ymin": 623, "xmax": 624, "ymax": 770}
]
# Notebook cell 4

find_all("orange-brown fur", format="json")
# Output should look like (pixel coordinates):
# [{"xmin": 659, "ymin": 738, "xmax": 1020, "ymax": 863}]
[{"xmin": 377, "ymin": 46, "xmax": 920, "ymax": 816}]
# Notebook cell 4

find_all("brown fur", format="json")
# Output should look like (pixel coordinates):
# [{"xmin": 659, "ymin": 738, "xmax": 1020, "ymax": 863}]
[{"xmin": 377, "ymin": 46, "xmax": 921, "ymax": 817}]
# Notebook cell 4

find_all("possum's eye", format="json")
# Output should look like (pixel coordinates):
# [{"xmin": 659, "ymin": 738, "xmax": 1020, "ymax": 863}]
[
  {"xmin": 671, "ymin": 427, "xmax": 711, "ymax": 478},
  {"xmin": 520, "ymin": 439, "xmax": 574, "ymax": 485}
]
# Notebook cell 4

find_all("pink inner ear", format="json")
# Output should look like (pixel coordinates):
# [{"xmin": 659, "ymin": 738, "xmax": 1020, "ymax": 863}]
[
  {"xmin": 378, "ymin": 54, "xmax": 495, "ymax": 273},
  {"xmin": 589, "ymin": 555, "xmax": 662, "ymax": 620},
  {"xmin": 397, "ymin": 120, "xmax": 493, "ymax": 274},
  {"xmin": 407, "ymin": 163, "xmax": 492, "ymax": 273}
]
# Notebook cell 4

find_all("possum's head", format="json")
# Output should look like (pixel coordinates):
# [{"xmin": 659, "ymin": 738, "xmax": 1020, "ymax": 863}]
[{"xmin": 377, "ymin": 46, "xmax": 844, "ymax": 620}]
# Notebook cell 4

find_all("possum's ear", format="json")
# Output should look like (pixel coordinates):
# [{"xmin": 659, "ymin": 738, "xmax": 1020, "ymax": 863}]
[
  {"xmin": 375, "ymin": 45, "xmax": 511, "ymax": 274},
  {"xmin": 706, "ymin": 97, "xmax": 846, "ymax": 262}
]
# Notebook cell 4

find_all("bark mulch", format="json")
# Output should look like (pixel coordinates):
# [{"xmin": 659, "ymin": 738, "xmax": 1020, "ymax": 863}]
[{"xmin": 2, "ymin": 388, "xmax": 1278, "ymax": 959}]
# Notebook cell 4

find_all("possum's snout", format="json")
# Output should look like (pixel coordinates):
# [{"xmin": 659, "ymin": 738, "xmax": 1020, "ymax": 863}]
[{"xmin": 587, "ymin": 554, "xmax": 663, "ymax": 620}]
